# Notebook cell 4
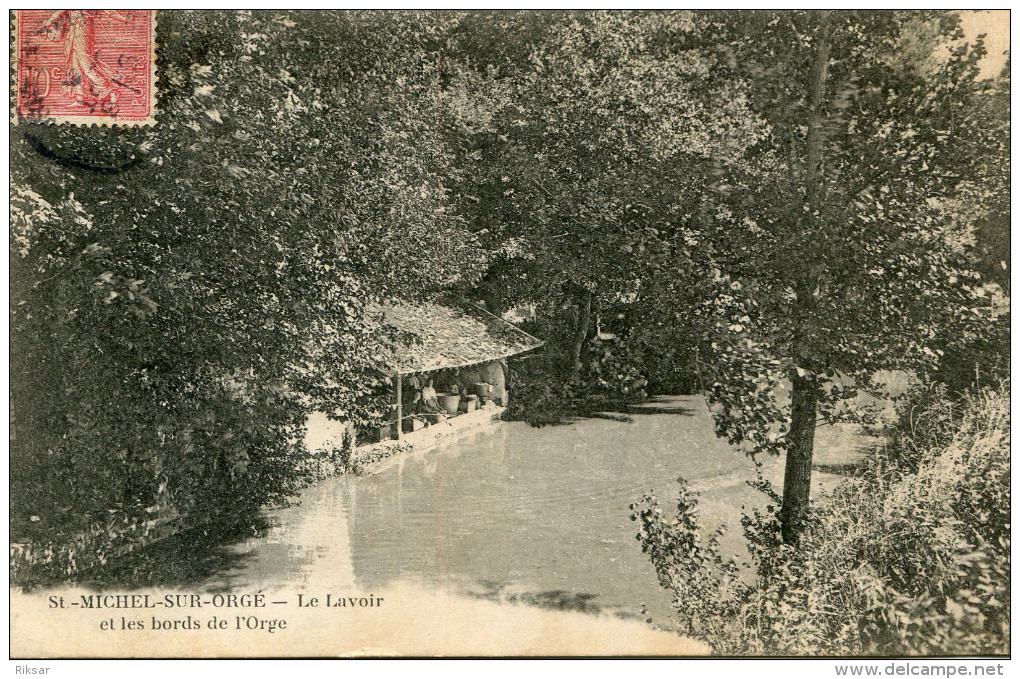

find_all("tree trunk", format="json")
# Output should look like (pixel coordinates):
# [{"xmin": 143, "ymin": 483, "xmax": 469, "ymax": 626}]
[
  {"xmin": 480, "ymin": 282, "xmax": 507, "ymax": 317},
  {"xmin": 780, "ymin": 372, "xmax": 819, "ymax": 544},
  {"xmin": 570, "ymin": 289, "xmax": 593, "ymax": 381},
  {"xmin": 779, "ymin": 11, "xmax": 832, "ymax": 545},
  {"xmin": 481, "ymin": 294, "xmax": 505, "ymax": 317},
  {"xmin": 802, "ymin": 12, "xmax": 832, "ymax": 212}
]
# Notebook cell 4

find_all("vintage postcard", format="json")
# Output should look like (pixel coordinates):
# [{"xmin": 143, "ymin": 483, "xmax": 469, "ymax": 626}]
[{"xmin": 9, "ymin": 9, "xmax": 1010, "ymax": 662}]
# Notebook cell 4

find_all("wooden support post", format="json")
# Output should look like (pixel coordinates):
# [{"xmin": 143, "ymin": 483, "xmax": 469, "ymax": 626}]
[{"xmin": 394, "ymin": 372, "xmax": 402, "ymax": 441}]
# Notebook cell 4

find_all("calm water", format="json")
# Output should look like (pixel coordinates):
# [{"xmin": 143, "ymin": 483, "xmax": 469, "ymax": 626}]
[{"xmin": 134, "ymin": 395, "xmax": 874, "ymax": 629}]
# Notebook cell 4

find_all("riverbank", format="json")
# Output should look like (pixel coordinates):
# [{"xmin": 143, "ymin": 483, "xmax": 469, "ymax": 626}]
[{"xmin": 347, "ymin": 404, "xmax": 507, "ymax": 475}]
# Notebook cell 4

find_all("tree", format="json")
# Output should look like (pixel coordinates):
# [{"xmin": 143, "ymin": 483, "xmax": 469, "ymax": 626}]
[
  {"xmin": 695, "ymin": 10, "xmax": 1000, "ymax": 543},
  {"xmin": 445, "ymin": 10, "xmax": 765, "ymax": 380}
]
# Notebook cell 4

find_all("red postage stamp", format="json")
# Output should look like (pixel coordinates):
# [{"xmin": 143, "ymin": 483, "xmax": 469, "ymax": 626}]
[{"xmin": 13, "ymin": 10, "xmax": 157, "ymax": 126}]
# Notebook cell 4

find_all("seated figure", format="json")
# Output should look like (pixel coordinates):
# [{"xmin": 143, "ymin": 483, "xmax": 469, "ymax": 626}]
[{"xmin": 418, "ymin": 377, "xmax": 442, "ymax": 413}]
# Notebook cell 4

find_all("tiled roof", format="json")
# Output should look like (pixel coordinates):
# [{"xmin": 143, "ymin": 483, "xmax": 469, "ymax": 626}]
[{"xmin": 372, "ymin": 299, "xmax": 544, "ymax": 373}]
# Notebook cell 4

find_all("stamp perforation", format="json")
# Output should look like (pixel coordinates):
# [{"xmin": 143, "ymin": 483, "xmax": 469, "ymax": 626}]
[{"xmin": 11, "ymin": 9, "xmax": 158, "ymax": 127}]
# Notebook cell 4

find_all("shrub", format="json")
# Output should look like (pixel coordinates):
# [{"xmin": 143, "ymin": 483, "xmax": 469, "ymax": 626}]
[
  {"xmin": 504, "ymin": 358, "xmax": 578, "ymax": 427},
  {"xmin": 585, "ymin": 336, "xmax": 650, "ymax": 401},
  {"xmin": 633, "ymin": 382, "xmax": 1010, "ymax": 655},
  {"xmin": 631, "ymin": 481, "xmax": 746, "ymax": 646},
  {"xmin": 932, "ymin": 315, "xmax": 1009, "ymax": 397}
]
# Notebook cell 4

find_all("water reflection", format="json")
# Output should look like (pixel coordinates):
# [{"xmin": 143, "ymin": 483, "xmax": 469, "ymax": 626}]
[{"xmin": 468, "ymin": 580, "xmax": 606, "ymax": 615}]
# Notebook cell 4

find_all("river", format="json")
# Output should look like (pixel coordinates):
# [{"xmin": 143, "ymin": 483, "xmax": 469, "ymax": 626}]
[{"xmin": 97, "ymin": 395, "xmax": 874, "ymax": 630}]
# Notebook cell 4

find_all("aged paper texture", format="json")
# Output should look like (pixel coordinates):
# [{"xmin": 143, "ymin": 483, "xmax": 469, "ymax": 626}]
[{"xmin": 9, "ymin": 9, "xmax": 1010, "ymax": 660}]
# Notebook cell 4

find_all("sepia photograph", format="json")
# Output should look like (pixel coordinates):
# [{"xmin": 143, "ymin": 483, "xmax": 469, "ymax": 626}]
[{"xmin": 8, "ymin": 8, "xmax": 1011, "ymax": 661}]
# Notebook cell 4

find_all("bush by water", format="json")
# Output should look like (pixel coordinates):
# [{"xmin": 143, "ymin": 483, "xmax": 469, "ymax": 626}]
[{"xmin": 632, "ymin": 381, "xmax": 1010, "ymax": 655}]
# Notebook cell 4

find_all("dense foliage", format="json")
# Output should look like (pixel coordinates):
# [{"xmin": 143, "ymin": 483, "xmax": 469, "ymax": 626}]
[{"xmin": 448, "ymin": 11, "xmax": 762, "ymax": 381}]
